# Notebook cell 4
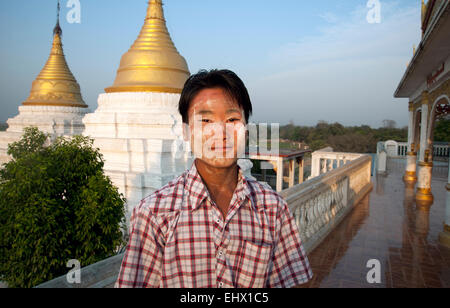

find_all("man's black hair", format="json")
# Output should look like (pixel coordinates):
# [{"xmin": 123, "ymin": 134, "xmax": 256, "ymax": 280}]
[{"xmin": 178, "ymin": 69, "xmax": 253, "ymax": 124}]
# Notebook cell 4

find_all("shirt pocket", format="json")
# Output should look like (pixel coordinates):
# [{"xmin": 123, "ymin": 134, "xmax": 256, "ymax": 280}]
[{"xmin": 236, "ymin": 241, "xmax": 272, "ymax": 288}]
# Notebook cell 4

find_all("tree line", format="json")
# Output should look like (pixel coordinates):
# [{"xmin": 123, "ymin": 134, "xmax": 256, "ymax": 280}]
[{"xmin": 279, "ymin": 119, "xmax": 449, "ymax": 153}]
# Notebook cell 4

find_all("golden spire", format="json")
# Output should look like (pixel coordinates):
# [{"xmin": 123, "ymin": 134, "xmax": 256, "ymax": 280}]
[
  {"xmin": 105, "ymin": 0, "xmax": 190, "ymax": 94},
  {"xmin": 23, "ymin": 1, "xmax": 87, "ymax": 108}
]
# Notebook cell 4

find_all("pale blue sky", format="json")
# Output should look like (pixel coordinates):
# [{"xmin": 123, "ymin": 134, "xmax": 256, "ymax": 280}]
[{"xmin": 0, "ymin": 0, "xmax": 421, "ymax": 127}]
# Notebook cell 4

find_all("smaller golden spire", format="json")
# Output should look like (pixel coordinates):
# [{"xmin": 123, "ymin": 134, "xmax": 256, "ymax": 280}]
[
  {"xmin": 23, "ymin": 1, "xmax": 87, "ymax": 108},
  {"xmin": 413, "ymin": 44, "xmax": 416, "ymax": 56}
]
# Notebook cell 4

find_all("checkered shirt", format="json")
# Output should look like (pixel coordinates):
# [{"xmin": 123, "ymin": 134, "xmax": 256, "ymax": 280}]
[{"xmin": 115, "ymin": 162, "xmax": 313, "ymax": 288}]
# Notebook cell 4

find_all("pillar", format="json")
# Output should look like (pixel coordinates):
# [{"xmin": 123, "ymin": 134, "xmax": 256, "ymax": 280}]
[
  {"xmin": 416, "ymin": 92, "xmax": 433, "ymax": 203},
  {"xmin": 288, "ymin": 159, "xmax": 295, "ymax": 188},
  {"xmin": 311, "ymin": 152, "xmax": 320, "ymax": 178},
  {"xmin": 438, "ymin": 163, "xmax": 450, "ymax": 248},
  {"xmin": 298, "ymin": 157, "xmax": 304, "ymax": 184},
  {"xmin": 276, "ymin": 158, "xmax": 284, "ymax": 192},
  {"xmin": 404, "ymin": 102, "xmax": 417, "ymax": 182},
  {"xmin": 321, "ymin": 159, "xmax": 327, "ymax": 174}
]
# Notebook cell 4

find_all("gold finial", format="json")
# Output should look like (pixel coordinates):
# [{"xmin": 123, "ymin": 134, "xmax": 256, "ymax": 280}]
[
  {"xmin": 105, "ymin": 0, "xmax": 190, "ymax": 94},
  {"xmin": 54, "ymin": 0, "xmax": 62, "ymax": 36},
  {"xmin": 22, "ymin": 1, "xmax": 87, "ymax": 108},
  {"xmin": 413, "ymin": 44, "xmax": 416, "ymax": 56}
]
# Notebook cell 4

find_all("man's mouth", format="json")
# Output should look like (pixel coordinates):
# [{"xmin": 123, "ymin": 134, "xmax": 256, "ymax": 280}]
[{"xmin": 210, "ymin": 146, "xmax": 234, "ymax": 151}]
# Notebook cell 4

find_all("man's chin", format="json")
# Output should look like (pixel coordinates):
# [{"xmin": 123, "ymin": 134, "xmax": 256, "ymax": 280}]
[{"xmin": 196, "ymin": 156, "xmax": 238, "ymax": 169}]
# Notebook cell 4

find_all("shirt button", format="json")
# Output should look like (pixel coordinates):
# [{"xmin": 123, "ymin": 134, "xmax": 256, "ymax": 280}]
[
  {"xmin": 218, "ymin": 282, "xmax": 224, "ymax": 288},
  {"xmin": 216, "ymin": 219, "xmax": 221, "ymax": 224},
  {"xmin": 218, "ymin": 250, "xmax": 223, "ymax": 257}
]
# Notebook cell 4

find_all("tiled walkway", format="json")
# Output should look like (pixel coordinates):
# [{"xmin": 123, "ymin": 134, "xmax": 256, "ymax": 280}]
[{"xmin": 299, "ymin": 159, "xmax": 450, "ymax": 288}]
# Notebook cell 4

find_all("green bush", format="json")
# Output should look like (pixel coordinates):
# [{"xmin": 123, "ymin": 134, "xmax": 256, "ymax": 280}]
[{"xmin": 0, "ymin": 127, "xmax": 126, "ymax": 288}]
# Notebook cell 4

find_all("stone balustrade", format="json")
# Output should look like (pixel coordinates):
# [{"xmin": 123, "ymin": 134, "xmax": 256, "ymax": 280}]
[
  {"xmin": 281, "ymin": 154, "xmax": 373, "ymax": 253},
  {"xmin": 434, "ymin": 143, "xmax": 450, "ymax": 158},
  {"xmin": 310, "ymin": 148, "xmax": 365, "ymax": 178},
  {"xmin": 377, "ymin": 140, "xmax": 449, "ymax": 158}
]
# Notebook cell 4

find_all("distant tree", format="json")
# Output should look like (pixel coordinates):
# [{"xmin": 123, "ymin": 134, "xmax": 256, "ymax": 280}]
[
  {"xmin": 279, "ymin": 121, "xmax": 408, "ymax": 153},
  {"xmin": 434, "ymin": 119, "xmax": 450, "ymax": 142},
  {"xmin": 0, "ymin": 127, "xmax": 126, "ymax": 288},
  {"xmin": 382, "ymin": 119, "xmax": 397, "ymax": 129}
]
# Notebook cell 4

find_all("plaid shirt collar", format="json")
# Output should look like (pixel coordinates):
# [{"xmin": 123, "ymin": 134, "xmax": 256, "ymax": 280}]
[{"xmin": 184, "ymin": 160, "xmax": 253, "ymax": 212}]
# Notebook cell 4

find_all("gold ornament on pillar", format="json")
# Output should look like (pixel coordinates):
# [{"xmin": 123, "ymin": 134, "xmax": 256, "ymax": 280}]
[
  {"xmin": 23, "ymin": 1, "xmax": 87, "ymax": 108},
  {"xmin": 105, "ymin": 0, "xmax": 190, "ymax": 94},
  {"xmin": 424, "ymin": 149, "xmax": 433, "ymax": 164},
  {"xmin": 421, "ymin": 0, "xmax": 427, "ymax": 23},
  {"xmin": 422, "ymin": 91, "xmax": 430, "ymax": 105}
]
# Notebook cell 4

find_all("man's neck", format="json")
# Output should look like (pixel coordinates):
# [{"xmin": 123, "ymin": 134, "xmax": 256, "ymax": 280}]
[
  {"xmin": 194, "ymin": 159, "xmax": 239, "ymax": 217},
  {"xmin": 195, "ymin": 159, "xmax": 239, "ymax": 192}
]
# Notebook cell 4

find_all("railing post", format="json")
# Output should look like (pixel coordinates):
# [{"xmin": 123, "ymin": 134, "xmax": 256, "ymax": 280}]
[
  {"xmin": 289, "ymin": 159, "xmax": 295, "ymax": 188},
  {"xmin": 276, "ymin": 157, "xmax": 284, "ymax": 192},
  {"xmin": 298, "ymin": 158, "xmax": 304, "ymax": 184},
  {"xmin": 311, "ymin": 152, "xmax": 320, "ymax": 178},
  {"xmin": 321, "ymin": 158, "xmax": 327, "ymax": 174},
  {"xmin": 328, "ymin": 159, "xmax": 333, "ymax": 172}
]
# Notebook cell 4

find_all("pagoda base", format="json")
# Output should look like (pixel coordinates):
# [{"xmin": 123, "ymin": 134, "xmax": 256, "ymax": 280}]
[
  {"xmin": 82, "ymin": 92, "xmax": 192, "ymax": 220},
  {"xmin": 0, "ymin": 105, "xmax": 89, "ymax": 165}
]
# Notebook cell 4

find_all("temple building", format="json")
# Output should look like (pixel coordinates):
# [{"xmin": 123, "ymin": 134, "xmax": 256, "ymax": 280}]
[
  {"xmin": 0, "ymin": 3, "xmax": 89, "ymax": 164},
  {"xmin": 82, "ymin": 0, "xmax": 195, "ymax": 218},
  {"xmin": 394, "ymin": 0, "xmax": 450, "ymax": 247}
]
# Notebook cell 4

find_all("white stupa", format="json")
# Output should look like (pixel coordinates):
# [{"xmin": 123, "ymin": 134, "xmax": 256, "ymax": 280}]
[
  {"xmin": 0, "ymin": 4, "xmax": 89, "ymax": 165},
  {"xmin": 82, "ymin": 0, "xmax": 193, "ymax": 217}
]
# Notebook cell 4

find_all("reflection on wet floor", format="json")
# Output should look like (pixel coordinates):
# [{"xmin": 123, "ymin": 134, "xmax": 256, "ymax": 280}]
[{"xmin": 298, "ymin": 158, "xmax": 450, "ymax": 288}]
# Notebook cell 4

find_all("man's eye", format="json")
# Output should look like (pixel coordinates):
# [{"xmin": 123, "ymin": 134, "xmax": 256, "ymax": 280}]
[
  {"xmin": 201, "ymin": 119, "xmax": 212, "ymax": 123},
  {"xmin": 228, "ymin": 118, "xmax": 241, "ymax": 122}
]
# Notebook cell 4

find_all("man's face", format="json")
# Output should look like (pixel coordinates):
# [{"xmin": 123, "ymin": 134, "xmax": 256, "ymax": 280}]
[{"xmin": 186, "ymin": 87, "xmax": 246, "ymax": 168}]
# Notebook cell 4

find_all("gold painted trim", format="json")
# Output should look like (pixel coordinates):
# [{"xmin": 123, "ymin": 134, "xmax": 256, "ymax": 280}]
[
  {"xmin": 22, "ymin": 102, "xmax": 88, "ymax": 108},
  {"xmin": 403, "ymin": 171, "xmax": 417, "ymax": 182},
  {"xmin": 407, "ymin": 152, "xmax": 417, "ymax": 156},
  {"xmin": 416, "ymin": 187, "xmax": 434, "ymax": 202},
  {"xmin": 444, "ymin": 224, "xmax": 450, "ymax": 233},
  {"xmin": 105, "ymin": 86, "xmax": 183, "ymax": 94},
  {"xmin": 417, "ymin": 187, "xmax": 432, "ymax": 194},
  {"xmin": 117, "ymin": 66, "xmax": 190, "ymax": 75},
  {"xmin": 421, "ymin": 91, "xmax": 430, "ymax": 105},
  {"xmin": 446, "ymin": 183, "xmax": 450, "ymax": 191},
  {"xmin": 418, "ymin": 161, "xmax": 433, "ymax": 167}
]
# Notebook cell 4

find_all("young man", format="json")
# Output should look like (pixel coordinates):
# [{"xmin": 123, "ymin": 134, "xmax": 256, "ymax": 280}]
[{"xmin": 116, "ymin": 69, "xmax": 313, "ymax": 288}]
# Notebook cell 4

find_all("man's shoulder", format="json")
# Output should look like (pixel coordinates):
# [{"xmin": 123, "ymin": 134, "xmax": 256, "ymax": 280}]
[
  {"xmin": 244, "ymin": 177, "xmax": 288, "ymax": 211},
  {"xmin": 134, "ymin": 171, "xmax": 187, "ymax": 218}
]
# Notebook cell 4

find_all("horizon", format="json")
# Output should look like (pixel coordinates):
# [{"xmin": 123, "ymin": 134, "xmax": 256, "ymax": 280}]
[{"xmin": 0, "ymin": 0, "xmax": 421, "ymax": 127}]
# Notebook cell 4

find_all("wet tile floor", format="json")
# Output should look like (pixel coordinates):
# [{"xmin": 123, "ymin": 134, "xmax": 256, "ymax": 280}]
[{"xmin": 298, "ymin": 159, "xmax": 450, "ymax": 288}]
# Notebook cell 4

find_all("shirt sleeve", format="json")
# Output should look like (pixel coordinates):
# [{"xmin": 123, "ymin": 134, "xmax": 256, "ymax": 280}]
[
  {"xmin": 267, "ymin": 200, "xmax": 313, "ymax": 288},
  {"xmin": 115, "ymin": 204, "xmax": 164, "ymax": 288}
]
